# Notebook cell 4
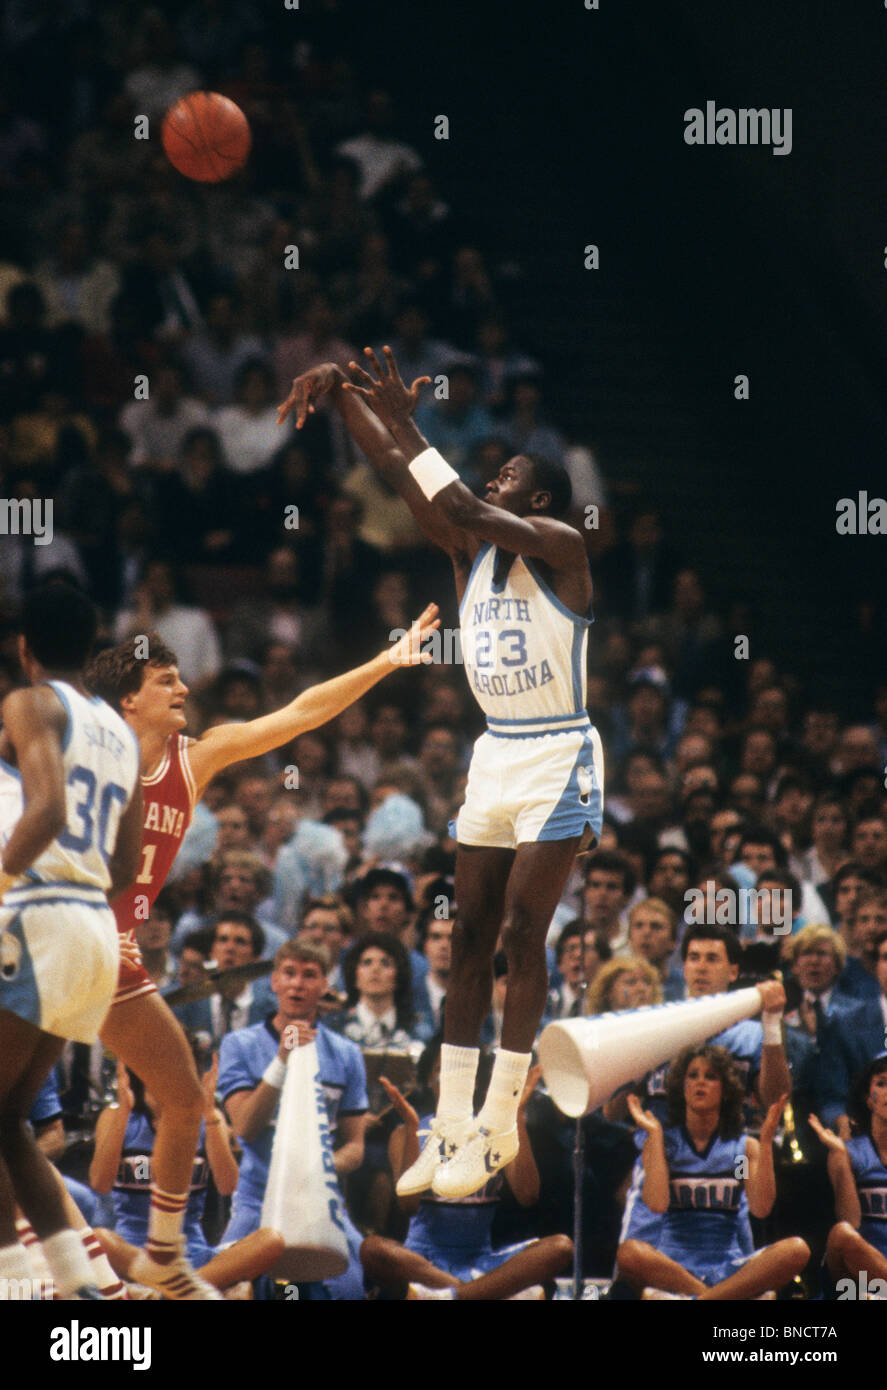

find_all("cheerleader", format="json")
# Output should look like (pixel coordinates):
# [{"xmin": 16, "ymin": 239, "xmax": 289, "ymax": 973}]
[
  {"xmin": 810, "ymin": 1053, "xmax": 887, "ymax": 1290},
  {"xmin": 617, "ymin": 1045, "xmax": 809, "ymax": 1299}
]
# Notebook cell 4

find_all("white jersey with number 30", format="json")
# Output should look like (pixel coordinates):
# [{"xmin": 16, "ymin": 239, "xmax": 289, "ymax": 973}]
[{"xmin": 0, "ymin": 680, "xmax": 139, "ymax": 893}]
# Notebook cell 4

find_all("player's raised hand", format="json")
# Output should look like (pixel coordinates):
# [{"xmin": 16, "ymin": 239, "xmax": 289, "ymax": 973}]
[
  {"xmin": 388, "ymin": 603, "xmax": 440, "ymax": 666},
  {"xmin": 808, "ymin": 1113, "xmax": 849, "ymax": 1157},
  {"xmin": 378, "ymin": 1076, "xmax": 420, "ymax": 1133},
  {"xmin": 626, "ymin": 1093, "xmax": 662, "ymax": 1136},
  {"xmin": 277, "ymin": 363, "xmax": 341, "ymax": 428},
  {"xmin": 759, "ymin": 1092, "xmax": 789, "ymax": 1147},
  {"xmin": 342, "ymin": 345, "xmax": 430, "ymax": 430}
]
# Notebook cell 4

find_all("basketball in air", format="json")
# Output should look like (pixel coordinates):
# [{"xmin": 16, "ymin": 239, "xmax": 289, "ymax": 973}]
[{"xmin": 161, "ymin": 92, "xmax": 252, "ymax": 183}]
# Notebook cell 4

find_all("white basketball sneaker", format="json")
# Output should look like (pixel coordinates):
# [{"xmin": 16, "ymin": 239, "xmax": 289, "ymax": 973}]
[
  {"xmin": 130, "ymin": 1243, "xmax": 222, "ymax": 1301},
  {"xmin": 431, "ymin": 1125, "xmax": 519, "ymax": 1200},
  {"xmin": 395, "ymin": 1117, "xmax": 473, "ymax": 1196}
]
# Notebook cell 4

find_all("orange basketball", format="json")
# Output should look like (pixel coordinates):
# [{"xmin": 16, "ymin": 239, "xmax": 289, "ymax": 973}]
[{"xmin": 161, "ymin": 91, "xmax": 251, "ymax": 183}]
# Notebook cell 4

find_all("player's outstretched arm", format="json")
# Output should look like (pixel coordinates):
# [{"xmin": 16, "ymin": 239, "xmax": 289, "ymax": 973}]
[
  {"xmin": 0, "ymin": 687, "xmax": 68, "ymax": 879},
  {"xmin": 345, "ymin": 347, "xmax": 585, "ymax": 572},
  {"xmin": 186, "ymin": 604, "xmax": 440, "ymax": 797},
  {"xmin": 278, "ymin": 361, "xmax": 468, "ymax": 555}
]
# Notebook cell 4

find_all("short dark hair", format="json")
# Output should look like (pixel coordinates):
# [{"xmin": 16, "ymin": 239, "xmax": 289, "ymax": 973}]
[
  {"xmin": 556, "ymin": 918, "xmax": 584, "ymax": 961},
  {"xmin": 86, "ymin": 632, "xmax": 179, "ymax": 710},
  {"xmin": 182, "ymin": 928, "xmax": 214, "ymax": 958},
  {"xmin": 211, "ymin": 910, "xmax": 265, "ymax": 959},
  {"xmin": 754, "ymin": 868, "xmax": 800, "ymax": 917},
  {"xmin": 353, "ymin": 867, "xmax": 413, "ymax": 911},
  {"xmin": 650, "ymin": 846, "xmax": 695, "ymax": 879},
  {"xmin": 524, "ymin": 453, "xmax": 572, "ymax": 518},
  {"xmin": 737, "ymin": 825, "xmax": 788, "ymax": 869},
  {"xmin": 583, "ymin": 849, "xmax": 637, "ymax": 898},
  {"xmin": 21, "ymin": 582, "xmax": 97, "ymax": 670},
  {"xmin": 680, "ymin": 922, "xmax": 742, "ymax": 967},
  {"xmin": 831, "ymin": 860, "xmax": 878, "ymax": 892}
]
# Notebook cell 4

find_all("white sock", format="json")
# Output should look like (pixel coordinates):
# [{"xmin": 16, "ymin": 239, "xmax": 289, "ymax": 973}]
[
  {"xmin": 437, "ymin": 1044, "xmax": 479, "ymax": 1122},
  {"xmin": 81, "ymin": 1229, "xmax": 128, "ymax": 1300},
  {"xmin": 478, "ymin": 1049, "xmax": 531, "ymax": 1132},
  {"xmin": 0, "ymin": 1241, "xmax": 37, "ymax": 1297},
  {"xmin": 37, "ymin": 1230, "xmax": 94, "ymax": 1298}
]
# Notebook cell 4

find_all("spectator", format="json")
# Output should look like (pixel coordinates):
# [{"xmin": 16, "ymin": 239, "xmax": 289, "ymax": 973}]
[
  {"xmin": 180, "ymin": 291, "xmax": 265, "ymax": 405},
  {"xmin": 218, "ymin": 940, "xmax": 368, "ymax": 1299},
  {"xmin": 585, "ymin": 957, "xmax": 661, "ymax": 1015},
  {"xmin": 850, "ymin": 809, "xmax": 887, "ymax": 880},
  {"xmin": 123, "ymin": 10, "xmax": 202, "ymax": 122},
  {"xmin": 413, "ymin": 362, "xmax": 495, "ymax": 484},
  {"xmin": 581, "ymin": 850, "xmax": 636, "ymax": 950},
  {"xmin": 335, "ymin": 89, "xmax": 422, "ymax": 202},
  {"xmin": 413, "ymin": 903, "xmax": 454, "ymax": 1038},
  {"xmin": 794, "ymin": 793, "xmax": 850, "ymax": 888},
  {"xmin": 119, "ymin": 363, "xmax": 210, "ymax": 470},
  {"xmin": 783, "ymin": 925, "xmax": 854, "ymax": 1044},
  {"xmin": 152, "ymin": 427, "xmax": 241, "ymax": 566},
  {"xmin": 114, "ymin": 560, "xmax": 222, "ymax": 690},
  {"xmin": 818, "ymin": 928, "xmax": 887, "ymax": 1136},
  {"xmin": 34, "ymin": 218, "xmax": 119, "ymax": 336},
  {"xmin": 330, "ymin": 932, "xmax": 417, "ymax": 1048},
  {"xmin": 501, "ymin": 374, "xmax": 566, "ymax": 465},
  {"xmin": 175, "ymin": 912, "xmax": 274, "ymax": 1046},
  {"xmin": 627, "ymin": 899, "xmax": 683, "ymax": 1001},
  {"xmin": 173, "ymin": 850, "xmax": 284, "ymax": 956},
  {"xmin": 226, "ymin": 545, "xmax": 325, "ymax": 667},
  {"xmin": 297, "ymin": 895, "xmax": 354, "ymax": 992},
  {"xmin": 214, "ymin": 359, "xmax": 287, "ymax": 476},
  {"xmin": 385, "ymin": 300, "xmax": 455, "ymax": 388},
  {"xmin": 273, "ymin": 290, "xmax": 355, "ymax": 403},
  {"xmin": 134, "ymin": 898, "xmax": 177, "ymax": 991}
]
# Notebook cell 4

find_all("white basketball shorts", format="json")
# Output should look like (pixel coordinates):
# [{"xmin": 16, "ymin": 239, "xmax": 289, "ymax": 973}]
[
  {"xmin": 0, "ymin": 883, "xmax": 120, "ymax": 1043},
  {"xmin": 451, "ymin": 719, "xmax": 605, "ymax": 850}
]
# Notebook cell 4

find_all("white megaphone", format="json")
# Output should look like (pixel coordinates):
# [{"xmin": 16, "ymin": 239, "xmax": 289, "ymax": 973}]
[
  {"xmin": 538, "ymin": 987, "xmax": 763, "ymax": 1117},
  {"xmin": 261, "ymin": 1040, "xmax": 349, "ymax": 1282}
]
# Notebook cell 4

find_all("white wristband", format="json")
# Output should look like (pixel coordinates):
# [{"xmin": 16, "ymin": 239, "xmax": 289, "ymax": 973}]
[
  {"xmin": 762, "ymin": 1011, "xmax": 783, "ymax": 1045},
  {"xmin": 408, "ymin": 447, "xmax": 459, "ymax": 501},
  {"xmin": 262, "ymin": 1057, "xmax": 287, "ymax": 1089}
]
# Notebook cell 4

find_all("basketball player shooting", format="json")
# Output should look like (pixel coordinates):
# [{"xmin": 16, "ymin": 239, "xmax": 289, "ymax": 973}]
[
  {"xmin": 278, "ymin": 347, "xmax": 604, "ymax": 1200},
  {"xmin": 85, "ymin": 604, "xmax": 439, "ymax": 1298}
]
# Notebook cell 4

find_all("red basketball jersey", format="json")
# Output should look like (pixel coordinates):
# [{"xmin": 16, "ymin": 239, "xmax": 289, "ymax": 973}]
[{"xmin": 112, "ymin": 731, "xmax": 197, "ymax": 933}]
